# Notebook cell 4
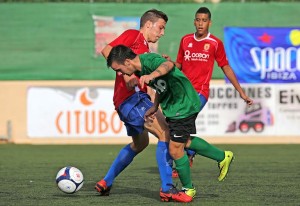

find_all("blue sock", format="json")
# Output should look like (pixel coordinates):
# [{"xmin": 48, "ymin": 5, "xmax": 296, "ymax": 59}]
[
  {"xmin": 156, "ymin": 141, "xmax": 173, "ymax": 192},
  {"xmin": 185, "ymin": 148, "xmax": 196, "ymax": 156},
  {"xmin": 104, "ymin": 144, "xmax": 137, "ymax": 186}
]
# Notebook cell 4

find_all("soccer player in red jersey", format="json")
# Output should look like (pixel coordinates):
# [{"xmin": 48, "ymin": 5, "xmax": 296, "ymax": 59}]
[
  {"xmin": 95, "ymin": 9, "xmax": 192, "ymax": 202},
  {"xmin": 163, "ymin": 7, "xmax": 253, "ymax": 197}
]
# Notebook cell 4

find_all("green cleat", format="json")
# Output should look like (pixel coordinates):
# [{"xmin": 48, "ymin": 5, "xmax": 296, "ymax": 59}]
[
  {"xmin": 218, "ymin": 151, "xmax": 234, "ymax": 181},
  {"xmin": 182, "ymin": 186, "xmax": 196, "ymax": 198}
]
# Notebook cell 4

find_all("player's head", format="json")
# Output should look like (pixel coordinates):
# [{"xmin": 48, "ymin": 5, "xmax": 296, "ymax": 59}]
[
  {"xmin": 194, "ymin": 7, "xmax": 211, "ymax": 37},
  {"xmin": 107, "ymin": 45, "xmax": 137, "ymax": 76},
  {"xmin": 140, "ymin": 9, "xmax": 168, "ymax": 43}
]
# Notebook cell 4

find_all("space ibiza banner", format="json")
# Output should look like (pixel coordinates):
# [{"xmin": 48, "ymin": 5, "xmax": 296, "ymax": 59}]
[{"xmin": 224, "ymin": 27, "xmax": 300, "ymax": 83}]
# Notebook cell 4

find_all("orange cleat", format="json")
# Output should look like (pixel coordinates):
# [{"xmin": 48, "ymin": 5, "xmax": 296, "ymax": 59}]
[
  {"xmin": 95, "ymin": 179, "xmax": 111, "ymax": 196},
  {"xmin": 160, "ymin": 185, "xmax": 193, "ymax": 202},
  {"xmin": 172, "ymin": 168, "xmax": 179, "ymax": 178}
]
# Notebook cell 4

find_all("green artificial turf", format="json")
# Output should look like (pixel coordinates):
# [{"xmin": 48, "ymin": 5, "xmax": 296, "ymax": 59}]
[{"xmin": 0, "ymin": 144, "xmax": 299, "ymax": 205}]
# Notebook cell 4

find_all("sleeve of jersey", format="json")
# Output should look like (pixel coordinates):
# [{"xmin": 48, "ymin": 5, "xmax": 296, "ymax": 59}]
[
  {"xmin": 216, "ymin": 40, "xmax": 229, "ymax": 68},
  {"xmin": 109, "ymin": 30, "xmax": 137, "ymax": 47},
  {"xmin": 175, "ymin": 38, "xmax": 184, "ymax": 64},
  {"xmin": 145, "ymin": 54, "xmax": 168, "ymax": 74}
]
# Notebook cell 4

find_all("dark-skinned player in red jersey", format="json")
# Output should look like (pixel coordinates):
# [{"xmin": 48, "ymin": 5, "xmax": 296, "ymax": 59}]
[{"xmin": 163, "ymin": 7, "xmax": 253, "ymax": 191}]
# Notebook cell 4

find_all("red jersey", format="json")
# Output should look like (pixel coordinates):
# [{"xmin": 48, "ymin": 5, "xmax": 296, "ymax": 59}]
[
  {"xmin": 109, "ymin": 29, "xmax": 149, "ymax": 109},
  {"xmin": 176, "ymin": 33, "xmax": 228, "ymax": 100}
]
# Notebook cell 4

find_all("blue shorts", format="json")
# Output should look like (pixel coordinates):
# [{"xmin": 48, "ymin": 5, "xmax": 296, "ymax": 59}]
[
  {"xmin": 117, "ymin": 92, "xmax": 153, "ymax": 136},
  {"xmin": 199, "ymin": 93, "xmax": 207, "ymax": 112}
]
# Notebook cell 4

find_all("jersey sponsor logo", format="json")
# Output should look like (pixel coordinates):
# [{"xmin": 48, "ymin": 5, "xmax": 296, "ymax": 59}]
[{"xmin": 184, "ymin": 50, "xmax": 210, "ymax": 61}]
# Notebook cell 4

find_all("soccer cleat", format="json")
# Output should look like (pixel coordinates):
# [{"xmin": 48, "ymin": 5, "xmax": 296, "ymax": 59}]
[
  {"xmin": 218, "ymin": 151, "xmax": 234, "ymax": 181},
  {"xmin": 182, "ymin": 186, "xmax": 196, "ymax": 198},
  {"xmin": 95, "ymin": 179, "xmax": 111, "ymax": 196},
  {"xmin": 160, "ymin": 184, "xmax": 193, "ymax": 202},
  {"xmin": 172, "ymin": 168, "xmax": 179, "ymax": 178}
]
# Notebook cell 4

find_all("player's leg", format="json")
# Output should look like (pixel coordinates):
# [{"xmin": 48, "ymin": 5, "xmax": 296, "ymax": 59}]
[
  {"xmin": 167, "ymin": 114, "xmax": 198, "ymax": 201},
  {"xmin": 95, "ymin": 93, "xmax": 150, "ymax": 195},
  {"xmin": 95, "ymin": 141, "xmax": 138, "ymax": 195},
  {"xmin": 144, "ymin": 100, "xmax": 191, "ymax": 202},
  {"xmin": 144, "ymin": 105, "xmax": 195, "ymax": 179},
  {"xmin": 186, "ymin": 136, "xmax": 234, "ymax": 181},
  {"xmin": 169, "ymin": 140, "xmax": 195, "ymax": 200},
  {"xmin": 184, "ymin": 93, "xmax": 234, "ymax": 181},
  {"xmin": 95, "ymin": 132, "xmax": 149, "ymax": 195},
  {"xmin": 144, "ymin": 109, "xmax": 172, "ymax": 189}
]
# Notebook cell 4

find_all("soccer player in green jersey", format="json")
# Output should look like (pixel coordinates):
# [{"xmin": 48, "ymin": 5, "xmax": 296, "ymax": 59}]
[{"xmin": 107, "ymin": 45, "xmax": 253, "ymax": 200}]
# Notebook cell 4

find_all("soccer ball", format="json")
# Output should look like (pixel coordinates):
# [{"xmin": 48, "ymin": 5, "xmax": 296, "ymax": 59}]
[{"xmin": 56, "ymin": 166, "xmax": 84, "ymax": 194}]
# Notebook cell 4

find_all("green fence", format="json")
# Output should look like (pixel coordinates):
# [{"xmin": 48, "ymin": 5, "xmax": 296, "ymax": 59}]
[{"xmin": 0, "ymin": 3, "xmax": 299, "ymax": 80}]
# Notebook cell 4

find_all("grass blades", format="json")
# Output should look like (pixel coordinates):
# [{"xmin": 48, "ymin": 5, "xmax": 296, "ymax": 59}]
[{"xmin": 0, "ymin": 144, "xmax": 299, "ymax": 205}]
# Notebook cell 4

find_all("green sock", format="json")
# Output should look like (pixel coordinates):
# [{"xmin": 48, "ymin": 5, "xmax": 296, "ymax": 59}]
[
  {"xmin": 189, "ymin": 136, "xmax": 225, "ymax": 162},
  {"xmin": 174, "ymin": 154, "xmax": 193, "ymax": 189}
]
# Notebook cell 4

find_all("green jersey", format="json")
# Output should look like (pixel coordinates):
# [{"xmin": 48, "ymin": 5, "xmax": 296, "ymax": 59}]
[{"xmin": 136, "ymin": 53, "xmax": 201, "ymax": 119}]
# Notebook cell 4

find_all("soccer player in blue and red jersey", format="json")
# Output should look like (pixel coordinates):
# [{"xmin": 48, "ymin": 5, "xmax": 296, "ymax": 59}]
[{"xmin": 95, "ymin": 9, "xmax": 192, "ymax": 202}]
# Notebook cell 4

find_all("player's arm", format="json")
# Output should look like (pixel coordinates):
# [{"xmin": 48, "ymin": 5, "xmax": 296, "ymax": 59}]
[
  {"xmin": 101, "ymin": 44, "xmax": 113, "ymax": 59},
  {"xmin": 144, "ymin": 92, "xmax": 160, "ymax": 120},
  {"xmin": 124, "ymin": 75, "xmax": 139, "ymax": 91},
  {"xmin": 162, "ymin": 54, "xmax": 182, "ymax": 70},
  {"xmin": 222, "ymin": 65, "xmax": 253, "ymax": 105},
  {"xmin": 101, "ymin": 35, "xmax": 138, "ymax": 90},
  {"xmin": 140, "ymin": 61, "xmax": 174, "ymax": 88}
]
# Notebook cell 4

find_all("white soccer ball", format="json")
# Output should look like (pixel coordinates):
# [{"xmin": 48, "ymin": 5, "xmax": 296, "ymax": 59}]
[{"xmin": 56, "ymin": 166, "xmax": 84, "ymax": 194}]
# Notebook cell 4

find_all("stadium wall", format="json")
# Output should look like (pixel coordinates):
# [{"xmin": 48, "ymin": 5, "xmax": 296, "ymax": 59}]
[
  {"xmin": 1, "ymin": 3, "xmax": 299, "ymax": 144},
  {"xmin": 1, "ymin": 81, "xmax": 300, "ymax": 145},
  {"xmin": 0, "ymin": 3, "xmax": 299, "ymax": 80}
]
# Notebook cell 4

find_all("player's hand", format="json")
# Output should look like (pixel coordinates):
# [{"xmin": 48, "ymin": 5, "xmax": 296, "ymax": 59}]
[
  {"xmin": 124, "ymin": 75, "xmax": 139, "ymax": 90},
  {"xmin": 139, "ymin": 75, "xmax": 154, "ymax": 89},
  {"xmin": 162, "ymin": 54, "xmax": 171, "ymax": 61},
  {"xmin": 144, "ymin": 106, "xmax": 158, "ymax": 121},
  {"xmin": 241, "ymin": 94, "xmax": 253, "ymax": 106}
]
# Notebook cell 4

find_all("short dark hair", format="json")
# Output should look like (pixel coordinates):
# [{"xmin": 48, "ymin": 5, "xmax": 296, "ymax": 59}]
[
  {"xmin": 107, "ymin": 45, "xmax": 137, "ymax": 68},
  {"xmin": 140, "ymin": 9, "xmax": 168, "ymax": 28},
  {"xmin": 195, "ymin": 7, "xmax": 211, "ymax": 20}
]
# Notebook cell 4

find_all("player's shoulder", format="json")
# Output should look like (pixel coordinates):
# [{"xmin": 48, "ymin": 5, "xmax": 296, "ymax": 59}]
[
  {"xmin": 181, "ymin": 33, "xmax": 194, "ymax": 40},
  {"xmin": 142, "ymin": 52, "xmax": 161, "ymax": 58},
  {"xmin": 122, "ymin": 29, "xmax": 140, "ymax": 36},
  {"xmin": 207, "ymin": 33, "xmax": 223, "ymax": 43}
]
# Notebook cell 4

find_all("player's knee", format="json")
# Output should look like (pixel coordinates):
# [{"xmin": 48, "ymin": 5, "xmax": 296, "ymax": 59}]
[
  {"xmin": 169, "ymin": 142, "xmax": 185, "ymax": 160},
  {"xmin": 131, "ymin": 138, "xmax": 149, "ymax": 153},
  {"xmin": 135, "ymin": 141, "xmax": 149, "ymax": 153},
  {"xmin": 156, "ymin": 130, "xmax": 170, "ymax": 142}
]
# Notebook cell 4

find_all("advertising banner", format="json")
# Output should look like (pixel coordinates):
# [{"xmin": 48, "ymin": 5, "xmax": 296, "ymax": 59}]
[
  {"xmin": 224, "ymin": 27, "xmax": 300, "ymax": 83},
  {"xmin": 92, "ymin": 15, "xmax": 158, "ymax": 57},
  {"xmin": 196, "ymin": 84, "xmax": 300, "ymax": 136},
  {"xmin": 27, "ymin": 87, "xmax": 127, "ymax": 138},
  {"xmin": 27, "ymin": 85, "xmax": 300, "ymax": 138},
  {"xmin": 92, "ymin": 16, "xmax": 140, "ymax": 56}
]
